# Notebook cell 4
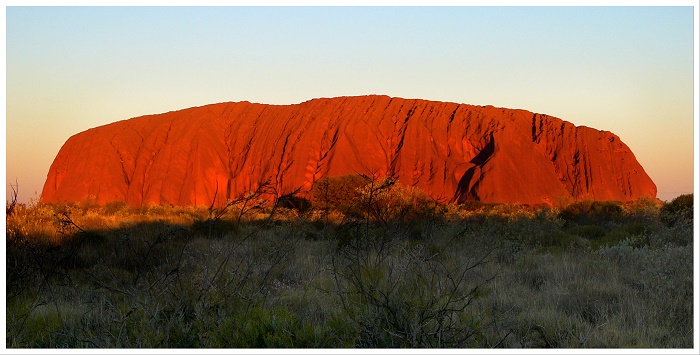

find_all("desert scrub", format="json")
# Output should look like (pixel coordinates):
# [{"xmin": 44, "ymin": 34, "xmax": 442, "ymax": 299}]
[
  {"xmin": 5, "ymin": 194, "xmax": 693, "ymax": 348},
  {"xmin": 595, "ymin": 240, "xmax": 693, "ymax": 347},
  {"xmin": 660, "ymin": 193, "xmax": 693, "ymax": 226},
  {"xmin": 485, "ymin": 244, "xmax": 692, "ymax": 348},
  {"xmin": 329, "ymin": 220, "xmax": 506, "ymax": 347},
  {"xmin": 6, "ymin": 202, "xmax": 63, "ymax": 244}
]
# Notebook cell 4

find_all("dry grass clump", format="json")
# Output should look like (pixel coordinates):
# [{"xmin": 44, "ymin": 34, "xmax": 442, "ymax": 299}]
[{"xmin": 5, "ymin": 179, "xmax": 694, "ymax": 348}]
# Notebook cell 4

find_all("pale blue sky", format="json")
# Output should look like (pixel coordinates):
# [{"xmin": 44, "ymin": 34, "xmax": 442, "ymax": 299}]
[{"xmin": 5, "ymin": 5, "xmax": 697, "ymax": 203}]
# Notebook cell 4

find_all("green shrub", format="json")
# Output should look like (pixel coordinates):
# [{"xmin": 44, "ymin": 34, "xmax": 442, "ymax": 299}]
[
  {"xmin": 332, "ymin": 227, "xmax": 495, "ymax": 347},
  {"xmin": 622, "ymin": 221, "xmax": 656, "ymax": 236},
  {"xmin": 590, "ymin": 229, "xmax": 631, "ymax": 249},
  {"xmin": 651, "ymin": 218, "xmax": 693, "ymax": 247},
  {"xmin": 557, "ymin": 286, "xmax": 620, "ymax": 325},
  {"xmin": 221, "ymin": 306, "xmax": 330, "ymax": 348},
  {"xmin": 588, "ymin": 201, "xmax": 624, "ymax": 222},
  {"xmin": 567, "ymin": 225, "xmax": 606, "ymax": 240},
  {"xmin": 567, "ymin": 223, "xmax": 644, "ymax": 249},
  {"xmin": 559, "ymin": 200, "xmax": 594, "ymax": 224},
  {"xmin": 660, "ymin": 194, "xmax": 693, "ymax": 226},
  {"xmin": 536, "ymin": 231, "xmax": 581, "ymax": 252},
  {"xmin": 623, "ymin": 196, "xmax": 662, "ymax": 222},
  {"xmin": 5, "ymin": 189, "xmax": 694, "ymax": 348}
]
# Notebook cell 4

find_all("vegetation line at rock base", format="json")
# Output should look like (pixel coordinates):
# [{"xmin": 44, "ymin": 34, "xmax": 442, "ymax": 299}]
[{"xmin": 5, "ymin": 177, "xmax": 694, "ymax": 348}]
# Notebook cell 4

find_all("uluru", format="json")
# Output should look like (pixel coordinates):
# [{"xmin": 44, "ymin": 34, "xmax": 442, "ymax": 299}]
[{"xmin": 41, "ymin": 95, "xmax": 657, "ymax": 207}]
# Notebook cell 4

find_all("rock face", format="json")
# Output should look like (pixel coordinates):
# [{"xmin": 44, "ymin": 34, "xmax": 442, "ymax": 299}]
[{"xmin": 42, "ymin": 95, "xmax": 657, "ymax": 206}]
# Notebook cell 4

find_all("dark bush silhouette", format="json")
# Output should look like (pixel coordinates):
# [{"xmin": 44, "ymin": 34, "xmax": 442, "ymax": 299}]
[
  {"xmin": 660, "ymin": 193, "xmax": 693, "ymax": 226},
  {"xmin": 276, "ymin": 195, "xmax": 312, "ymax": 213},
  {"xmin": 588, "ymin": 201, "xmax": 623, "ymax": 222},
  {"xmin": 5, "ymin": 184, "xmax": 694, "ymax": 348},
  {"xmin": 559, "ymin": 200, "xmax": 623, "ymax": 225},
  {"xmin": 311, "ymin": 174, "xmax": 368, "ymax": 217}
]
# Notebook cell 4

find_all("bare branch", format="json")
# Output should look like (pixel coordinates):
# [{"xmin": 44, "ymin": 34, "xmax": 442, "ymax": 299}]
[{"xmin": 6, "ymin": 179, "xmax": 19, "ymax": 217}]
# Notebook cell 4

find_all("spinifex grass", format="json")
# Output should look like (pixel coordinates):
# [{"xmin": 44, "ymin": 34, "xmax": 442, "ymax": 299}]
[{"xmin": 5, "ymin": 192, "xmax": 693, "ymax": 348}]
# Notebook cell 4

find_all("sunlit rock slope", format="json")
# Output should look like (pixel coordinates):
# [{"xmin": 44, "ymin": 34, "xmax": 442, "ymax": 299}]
[{"xmin": 42, "ymin": 95, "xmax": 657, "ymax": 206}]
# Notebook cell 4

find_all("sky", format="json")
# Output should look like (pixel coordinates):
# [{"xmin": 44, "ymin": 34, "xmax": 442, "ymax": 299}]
[{"xmin": 3, "ymin": 3, "xmax": 698, "ymax": 204}]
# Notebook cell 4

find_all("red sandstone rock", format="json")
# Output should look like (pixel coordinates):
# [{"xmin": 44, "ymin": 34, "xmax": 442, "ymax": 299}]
[{"xmin": 41, "ymin": 95, "xmax": 657, "ymax": 206}]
